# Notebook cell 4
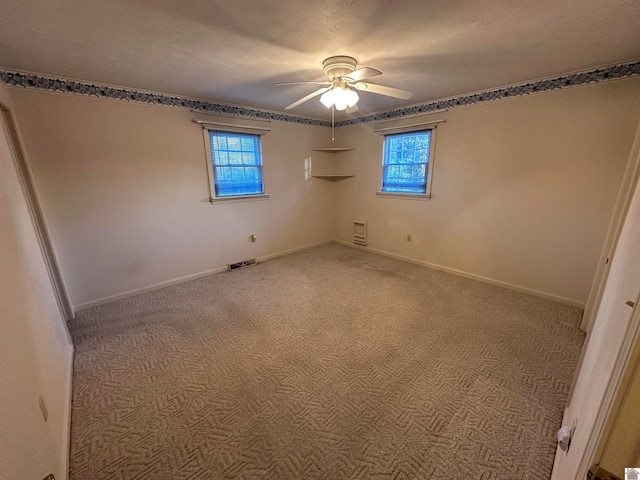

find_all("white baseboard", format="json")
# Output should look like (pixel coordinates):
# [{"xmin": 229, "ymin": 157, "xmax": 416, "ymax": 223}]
[
  {"xmin": 74, "ymin": 238, "xmax": 583, "ymax": 312},
  {"xmin": 73, "ymin": 239, "xmax": 334, "ymax": 312},
  {"xmin": 333, "ymin": 240, "xmax": 585, "ymax": 309},
  {"xmin": 256, "ymin": 239, "xmax": 333, "ymax": 263},
  {"xmin": 73, "ymin": 265, "xmax": 229, "ymax": 312}
]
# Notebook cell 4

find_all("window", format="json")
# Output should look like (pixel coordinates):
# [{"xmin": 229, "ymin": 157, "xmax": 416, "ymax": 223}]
[
  {"xmin": 380, "ymin": 129, "xmax": 435, "ymax": 197},
  {"xmin": 205, "ymin": 130, "xmax": 265, "ymax": 199}
]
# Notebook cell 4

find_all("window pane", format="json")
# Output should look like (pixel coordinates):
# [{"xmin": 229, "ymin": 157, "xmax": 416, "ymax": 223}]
[
  {"xmin": 242, "ymin": 152, "xmax": 257, "ymax": 166},
  {"xmin": 229, "ymin": 152, "xmax": 242, "ymax": 165},
  {"xmin": 211, "ymin": 136, "xmax": 227, "ymax": 151},
  {"xmin": 241, "ymin": 137, "xmax": 255, "ymax": 151},
  {"xmin": 209, "ymin": 131, "xmax": 265, "ymax": 197},
  {"xmin": 227, "ymin": 137, "xmax": 241, "ymax": 150},
  {"xmin": 213, "ymin": 151, "xmax": 229, "ymax": 165},
  {"xmin": 382, "ymin": 130, "xmax": 431, "ymax": 194}
]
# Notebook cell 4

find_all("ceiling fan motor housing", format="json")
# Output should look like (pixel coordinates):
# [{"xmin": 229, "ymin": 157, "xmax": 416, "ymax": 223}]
[{"xmin": 322, "ymin": 55, "xmax": 357, "ymax": 80}]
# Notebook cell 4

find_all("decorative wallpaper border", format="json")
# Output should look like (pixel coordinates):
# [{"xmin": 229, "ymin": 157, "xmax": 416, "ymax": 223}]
[
  {"xmin": 0, "ymin": 71, "xmax": 330, "ymax": 127},
  {"xmin": 2, "ymin": 60, "xmax": 639, "ymax": 128},
  {"xmin": 336, "ymin": 60, "xmax": 640, "ymax": 127}
]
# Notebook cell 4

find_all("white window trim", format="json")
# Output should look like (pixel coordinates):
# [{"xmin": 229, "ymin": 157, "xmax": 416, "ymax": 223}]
[
  {"xmin": 209, "ymin": 193, "xmax": 270, "ymax": 204},
  {"xmin": 377, "ymin": 126, "xmax": 437, "ymax": 199},
  {"xmin": 375, "ymin": 191, "xmax": 432, "ymax": 200},
  {"xmin": 201, "ymin": 126, "xmax": 269, "ymax": 203}
]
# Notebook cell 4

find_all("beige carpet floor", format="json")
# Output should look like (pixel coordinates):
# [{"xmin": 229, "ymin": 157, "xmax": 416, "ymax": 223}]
[{"xmin": 69, "ymin": 243, "xmax": 585, "ymax": 480}]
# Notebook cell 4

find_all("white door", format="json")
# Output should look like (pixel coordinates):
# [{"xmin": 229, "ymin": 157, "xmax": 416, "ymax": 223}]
[{"xmin": 551, "ymin": 142, "xmax": 640, "ymax": 479}]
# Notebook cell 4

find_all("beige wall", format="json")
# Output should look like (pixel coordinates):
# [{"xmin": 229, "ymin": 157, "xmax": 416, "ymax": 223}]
[
  {"xmin": 333, "ymin": 78, "xmax": 640, "ymax": 305},
  {"xmin": 4, "ymin": 76, "xmax": 639, "ymax": 479},
  {"xmin": 8, "ymin": 78, "xmax": 640, "ymax": 310},
  {"xmin": 601, "ymin": 352, "xmax": 640, "ymax": 477},
  {"xmin": 551, "ymin": 121, "xmax": 640, "ymax": 480},
  {"xmin": 0, "ymin": 84, "xmax": 74, "ymax": 479},
  {"xmin": 9, "ymin": 89, "xmax": 336, "ymax": 309}
]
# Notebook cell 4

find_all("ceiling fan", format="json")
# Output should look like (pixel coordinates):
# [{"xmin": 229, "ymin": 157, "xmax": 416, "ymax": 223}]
[{"xmin": 274, "ymin": 56, "xmax": 413, "ymax": 112}]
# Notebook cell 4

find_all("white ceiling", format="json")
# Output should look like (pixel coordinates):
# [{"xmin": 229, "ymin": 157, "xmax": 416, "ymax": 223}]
[{"xmin": 0, "ymin": 0, "xmax": 639, "ymax": 120}]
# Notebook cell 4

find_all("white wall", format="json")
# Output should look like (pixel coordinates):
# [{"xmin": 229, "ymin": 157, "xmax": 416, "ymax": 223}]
[
  {"xmin": 8, "ymin": 89, "xmax": 336, "ymax": 309},
  {"xmin": 333, "ymin": 78, "xmax": 640, "ymax": 306},
  {"xmin": 3, "ymin": 76, "xmax": 639, "ymax": 479},
  {"xmin": 0, "ymin": 84, "xmax": 74, "ymax": 479},
  {"xmin": 8, "ymin": 78, "xmax": 640, "ymax": 311},
  {"xmin": 551, "ymin": 118, "xmax": 640, "ymax": 480}
]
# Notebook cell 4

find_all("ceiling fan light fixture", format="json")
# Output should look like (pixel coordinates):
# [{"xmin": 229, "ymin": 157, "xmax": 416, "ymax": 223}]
[
  {"xmin": 320, "ymin": 86, "xmax": 359, "ymax": 110},
  {"xmin": 278, "ymin": 55, "xmax": 411, "ymax": 112},
  {"xmin": 319, "ymin": 89, "xmax": 334, "ymax": 108},
  {"xmin": 345, "ymin": 88, "xmax": 359, "ymax": 107}
]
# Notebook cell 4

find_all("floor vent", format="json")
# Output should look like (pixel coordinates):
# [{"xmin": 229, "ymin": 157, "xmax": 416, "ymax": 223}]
[{"xmin": 228, "ymin": 259, "xmax": 257, "ymax": 271}]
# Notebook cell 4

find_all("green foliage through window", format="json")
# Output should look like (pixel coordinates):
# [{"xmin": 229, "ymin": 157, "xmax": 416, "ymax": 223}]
[{"xmin": 381, "ymin": 130, "xmax": 432, "ymax": 194}]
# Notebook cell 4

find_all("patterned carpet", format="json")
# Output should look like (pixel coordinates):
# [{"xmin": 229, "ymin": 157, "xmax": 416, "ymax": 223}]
[{"xmin": 68, "ymin": 243, "xmax": 585, "ymax": 480}]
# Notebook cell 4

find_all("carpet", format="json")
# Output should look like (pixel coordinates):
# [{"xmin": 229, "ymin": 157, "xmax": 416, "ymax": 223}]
[{"xmin": 68, "ymin": 243, "xmax": 584, "ymax": 479}]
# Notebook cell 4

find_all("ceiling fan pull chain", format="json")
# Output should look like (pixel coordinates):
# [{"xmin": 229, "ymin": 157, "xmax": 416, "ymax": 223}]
[{"xmin": 332, "ymin": 105, "xmax": 335, "ymax": 142}]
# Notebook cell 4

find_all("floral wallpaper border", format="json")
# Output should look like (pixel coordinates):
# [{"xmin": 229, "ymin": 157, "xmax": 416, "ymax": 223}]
[
  {"xmin": 1, "ymin": 60, "xmax": 639, "ymax": 128},
  {"xmin": 335, "ymin": 60, "xmax": 640, "ymax": 127},
  {"xmin": 0, "ymin": 71, "xmax": 329, "ymax": 127}
]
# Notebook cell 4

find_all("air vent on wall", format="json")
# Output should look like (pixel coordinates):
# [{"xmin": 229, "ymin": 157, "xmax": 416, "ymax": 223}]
[
  {"xmin": 353, "ymin": 220, "xmax": 367, "ymax": 246},
  {"xmin": 228, "ymin": 259, "xmax": 257, "ymax": 271}
]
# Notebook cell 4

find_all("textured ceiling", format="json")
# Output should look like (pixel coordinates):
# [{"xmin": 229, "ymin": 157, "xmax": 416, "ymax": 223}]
[{"xmin": 0, "ymin": 0, "xmax": 639, "ymax": 120}]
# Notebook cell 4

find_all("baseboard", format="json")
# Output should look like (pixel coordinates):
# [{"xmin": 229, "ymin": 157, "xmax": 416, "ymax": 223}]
[
  {"xmin": 73, "ymin": 265, "xmax": 229, "ymax": 312},
  {"xmin": 74, "ymin": 238, "xmax": 583, "ymax": 312},
  {"xmin": 73, "ymin": 239, "xmax": 334, "ymax": 312},
  {"xmin": 256, "ymin": 239, "xmax": 333, "ymax": 263},
  {"xmin": 333, "ymin": 240, "xmax": 585, "ymax": 309}
]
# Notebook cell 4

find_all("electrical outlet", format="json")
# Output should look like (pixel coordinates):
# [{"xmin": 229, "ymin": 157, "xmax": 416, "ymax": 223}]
[
  {"xmin": 407, "ymin": 234, "xmax": 412, "ymax": 242},
  {"xmin": 39, "ymin": 395, "xmax": 48, "ymax": 422}
]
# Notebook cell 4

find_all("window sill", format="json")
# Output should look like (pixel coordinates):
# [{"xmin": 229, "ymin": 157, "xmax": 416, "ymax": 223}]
[
  {"xmin": 376, "ymin": 191, "xmax": 431, "ymax": 200},
  {"xmin": 210, "ymin": 193, "xmax": 270, "ymax": 204}
]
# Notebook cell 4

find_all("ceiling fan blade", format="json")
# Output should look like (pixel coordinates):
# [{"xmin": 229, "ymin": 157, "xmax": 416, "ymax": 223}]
[
  {"xmin": 284, "ymin": 86, "xmax": 331, "ymax": 110},
  {"xmin": 345, "ymin": 104, "xmax": 359, "ymax": 114},
  {"xmin": 354, "ymin": 82, "xmax": 413, "ymax": 100},
  {"xmin": 343, "ymin": 67, "xmax": 382, "ymax": 82},
  {"xmin": 273, "ymin": 81, "xmax": 331, "ymax": 86}
]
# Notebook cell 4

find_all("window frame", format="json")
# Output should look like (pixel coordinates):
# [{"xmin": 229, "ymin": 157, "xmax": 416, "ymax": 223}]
[
  {"xmin": 202, "ymin": 126, "xmax": 270, "ymax": 203},
  {"xmin": 377, "ymin": 127, "xmax": 437, "ymax": 200}
]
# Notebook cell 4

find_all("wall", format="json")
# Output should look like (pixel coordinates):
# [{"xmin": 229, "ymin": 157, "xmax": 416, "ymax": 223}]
[
  {"xmin": 0, "ymin": 84, "xmax": 74, "ymax": 479},
  {"xmin": 600, "ymin": 351, "xmax": 640, "ymax": 476},
  {"xmin": 8, "ymin": 77, "xmax": 640, "ymax": 311},
  {"xmin": 3, "ymin": 76, "xmax": 639, "ymax": 480},
  {"xmin": 550, "ymin": 118, "xmax": 640, "ymax": 480},
  {"xmin": 333, "ymin": 78, "xmax": 640, "ymax": 306},
  {"xmin": 8, "ymin": 89, "xmax": 335, "ymax": 309}
]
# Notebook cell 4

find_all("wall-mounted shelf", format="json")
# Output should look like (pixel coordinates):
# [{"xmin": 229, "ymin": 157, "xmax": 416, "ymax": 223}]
[
  {"xmin": 310, "ymin": 147, "xmax": 356, "ymax": 180},
  {"xmin": 311, "ymin": 175, "xmax": 355, "ymax": 182},
  {"xmin": 311, "ymin": 147, "xmax": 356, "ymax": 153}
]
